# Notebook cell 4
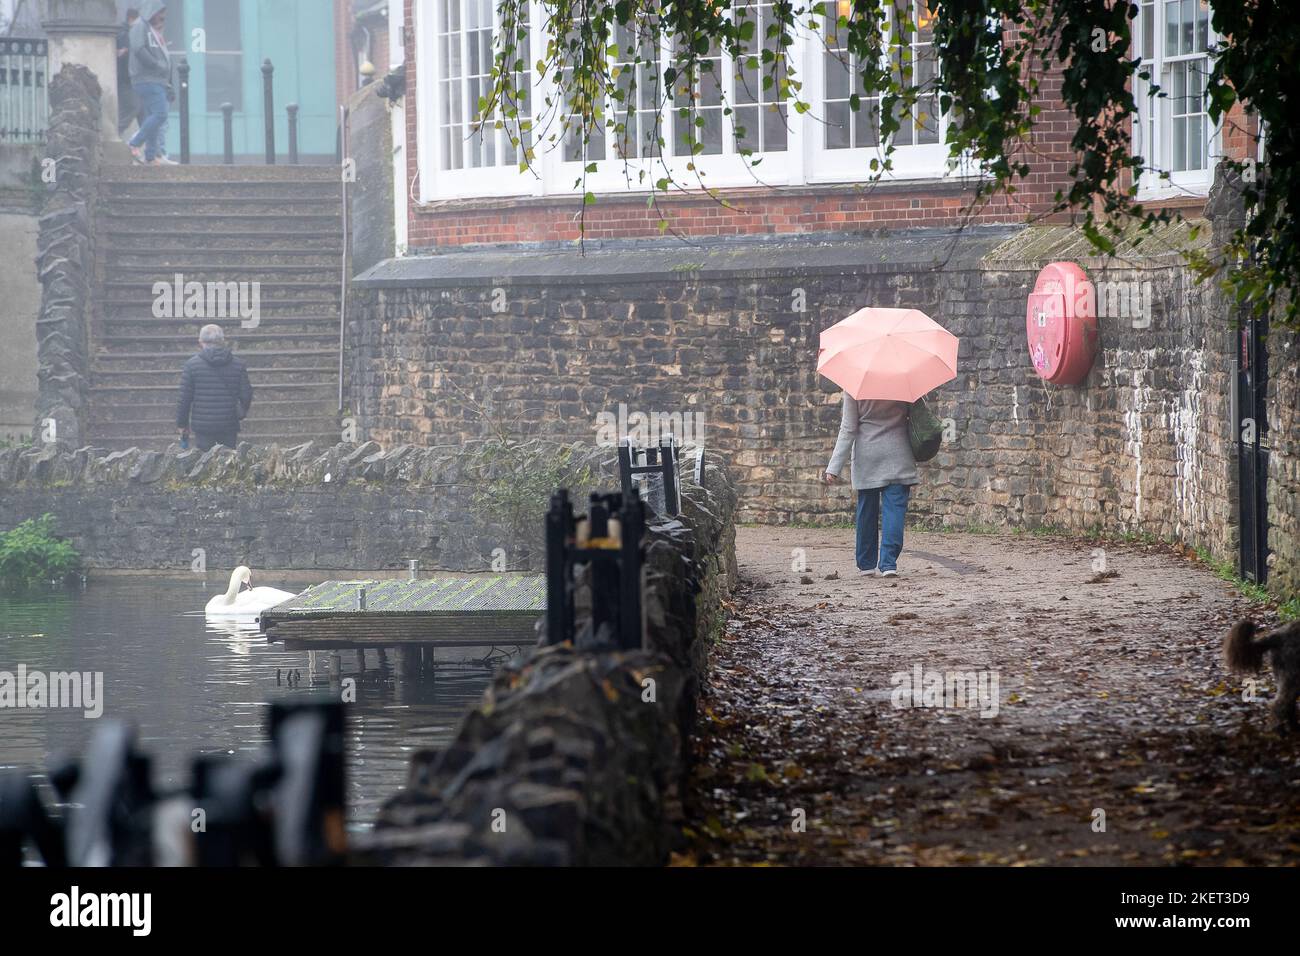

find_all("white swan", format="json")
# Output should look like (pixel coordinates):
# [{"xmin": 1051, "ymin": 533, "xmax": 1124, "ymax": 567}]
[{"xmin": 205, "ymin": 566, "xmax": 296, "ymax": 618}]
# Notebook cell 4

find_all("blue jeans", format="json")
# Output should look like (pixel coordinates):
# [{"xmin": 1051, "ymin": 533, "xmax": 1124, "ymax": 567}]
[
  {"xmin": 855, "ymin": 484, "xmax": 911, "ymax": 572},
  {"xmin": 128, "ymin": 82, "xmax": 168, "ymax": 160}
]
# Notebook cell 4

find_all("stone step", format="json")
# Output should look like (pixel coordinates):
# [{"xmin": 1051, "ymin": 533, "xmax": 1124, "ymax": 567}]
[
  {"xmin": 89, "ymin": 164, "xmax": 351, "ymax": 452},
  {"xmin": 103, "ymin": 278, "xmax": 340, "ymax": 293},
  {"xmin": 98, "ymin": 331, "xmax": 340, "ymax": 347},
  {"xmin": 101, "ymin": 291, "xmax": 340, "ymax": 310},
  {"xmin": 89, "ymin": 381, "xmax": 336, "ymax": 396},
  {"xmin": 87, "ymin": 397, "xmax": 341, "ymax": 419},
  {"xmin": 108, "ymin": 209, "xmax": 340, "ymax": 223},
  {"xmin": 102, "ymin": 200, "xmax": 343, "ymax": 220},
  {"xmin": 84, "ymin": 433, "xmax": 344, "ymax": 452},
  {"xmin": 97, "ymin": 316, "xmax": 340, "ymax": 336},
  {"xmin": 103, "ymin": 264, "xmax": 343, "ymax": 284},
  {"xmin": 103, "ymin": 228, "xmax": 343, "ymax": 249},
  {"xmin": 101, "ymin": 164, "xmax": 341, "ymax": 183},
  {"xmin": 106, "ymin": 250, "xmax": 343, "ymax": 268},
  {"xmin": 91, "ymin": 365, "xmax": 336, "ymax": 385},
  {"xmin": 93, "ymin": 348, "xmax": 339, "ymax": 371},
  {"xmin": 101, "ymin": 190, "xmax": 340, "ymax": 204},
  {"xmin": 86, "ymin": 417, "xmax": 341, "ymax": 437},
  {"xmin": 101, "ymin": 180, "xmax": 343, "ymax": 198}
]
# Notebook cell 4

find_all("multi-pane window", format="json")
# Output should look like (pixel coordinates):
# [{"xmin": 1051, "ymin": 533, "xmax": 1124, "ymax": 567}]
[
  {"xmin": 1134, "ymin": 0, "xmax": 1216, "ymax": 194},
  {"xmin": 890, "ymin": 2, "xmax": 939, "ymax": 146},
  {"xmin": 672, "ymin": 38, "xmax": 725, "ymax": 156},
  {"xmin": 612, "ymin": 23, "xmax": 665, "ymax": 159},
  {"xmin": 823, "ymin": 0, "xmax": 939, "ymax": 151},
  {"xmin": 823, "ymin": 3, "xmax": 880, "ymax": 149},
  {"xmin": 416, "ymin": 0, "xmax": 954, "ymax": 200},
  {"xmin": 434, "ymin": 0, "xmax": 530, "ymax": 172},
  {"xmin": 732, "ymin": 0, "xmax": 788, "ymax": 153}
]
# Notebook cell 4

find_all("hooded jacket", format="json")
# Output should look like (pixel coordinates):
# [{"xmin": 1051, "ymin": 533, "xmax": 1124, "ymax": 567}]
[
  {"xmin": 129, "ymin": 1, "xmax": 172, "ymax": 89},
  {"xmin": 177, "ymin": 346, "xmax": 253, "ymax": 437}
]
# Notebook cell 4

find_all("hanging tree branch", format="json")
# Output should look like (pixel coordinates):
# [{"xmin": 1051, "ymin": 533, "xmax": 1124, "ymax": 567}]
[{"xmin": 477, "ymin": 1, "xmax": 1291, "ymax": 327}]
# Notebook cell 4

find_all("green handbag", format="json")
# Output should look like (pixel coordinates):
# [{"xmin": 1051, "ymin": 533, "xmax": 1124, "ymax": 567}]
[{"xmin": 908, "ymin": 397, "xmax": 944, "ymax": 463}]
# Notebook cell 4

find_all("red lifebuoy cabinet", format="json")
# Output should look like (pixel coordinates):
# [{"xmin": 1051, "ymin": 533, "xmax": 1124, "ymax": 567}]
[{"xmin": 1025, "ymin": 261, "xmax": 1099, "ymax": 385}]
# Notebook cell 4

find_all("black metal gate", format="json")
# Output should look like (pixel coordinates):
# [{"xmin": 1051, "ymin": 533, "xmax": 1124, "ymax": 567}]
[{"xmin": 1237, "ymin": 311, "xmax": 1270, "ymax": 583}]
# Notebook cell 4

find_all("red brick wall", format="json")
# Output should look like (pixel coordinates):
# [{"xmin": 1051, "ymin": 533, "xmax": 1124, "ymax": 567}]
[
  {"xmin": 398, "ymin": 7, "xmax": 1252, "ymax": 251},
  {"xmin": 403, "ymin": 0, "xmax": 417, "ymax": 213}
]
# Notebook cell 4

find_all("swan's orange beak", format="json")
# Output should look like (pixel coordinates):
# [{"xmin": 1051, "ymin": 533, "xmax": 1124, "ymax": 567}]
[{"xmin": 240, "ymin": 575, "xmax": 252, "ymax": 592}]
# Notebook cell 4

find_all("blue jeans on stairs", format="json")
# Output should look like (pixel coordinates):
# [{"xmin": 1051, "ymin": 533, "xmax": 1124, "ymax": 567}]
[
  {"xmin": 128, "ymin": 82, "xmax": 168, "ymax": 161},
  {"xmin": 856, "ymin": 484, "xmax": 911, "ymax": 572}
]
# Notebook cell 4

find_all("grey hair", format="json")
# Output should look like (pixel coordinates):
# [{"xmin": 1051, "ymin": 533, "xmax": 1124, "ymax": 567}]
[{"xmin": 199, "ymin": 324, "xmax": 225, "ymax": 346}]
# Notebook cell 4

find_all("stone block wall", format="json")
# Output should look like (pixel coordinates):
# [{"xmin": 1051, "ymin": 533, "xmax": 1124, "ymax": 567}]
[
  {"xmin": 916, "ymin": 229, "xmax": 1236, "ymax": 565},
  {"xmin": 0, "ymin": 438, "xmax": 616, "ymax": 574},
  {"xmin": 348, "ymin": 221, "xmax": 1250, "ymax": 575},
  {"xmin": 1268, "ymin": 327, "xmax": 1300, "ymax": 598},
  {"xmin": 354, "ymin": 452, "xmax": 738, "ymax": 865}
]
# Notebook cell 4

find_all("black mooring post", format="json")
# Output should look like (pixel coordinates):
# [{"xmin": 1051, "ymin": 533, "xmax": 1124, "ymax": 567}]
[
  {"xmin": 545, "ymin": 490, "xmax": 571, "ymax": 645},
  {"xmin": 619, "ymin": 490, "xmax": 644, "ymax": 650},
  {"xmin": 588, "ymin": 494, "xmax": 618, "ymax": 639},
  {"xmin": 617, "ymin": 439, "xmax": 635, "ymax": 502},
  {"xmin": 267, "ymin": 701, "xmax": 346, "ymax": 867},
  {"xmin": 262, "ymin": 58, "xmax": 275, "ymax": 164},
  {"xmin": 0, "ymin": 771, "xmax": 67, "ymax": 868},
  {"xmin": 221, "ymin": 102, "xmax": 234, "ymax": 164},
  {"xmin": 660, "ymin": 435, "xmax": 679, "ymax": 516},
  {"xmin": 65, "ymin": 721, "xmax": 155, "ymax": 867},
  {"xmin": 287, "ymin": 102, "xmax": 299, "ymax": 164},
  {"xmin": 178, "ymin": 56, "xmax": 190, "ymax": 164}
]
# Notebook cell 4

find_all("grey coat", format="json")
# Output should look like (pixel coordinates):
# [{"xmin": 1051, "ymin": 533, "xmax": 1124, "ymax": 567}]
[
  {"xmin": 129, "ymin": 1, "xmax": 172, "ymax": 89},
  {"xmin": 826, "ymin": 392, "xmax": 919, "ymax": 490}
]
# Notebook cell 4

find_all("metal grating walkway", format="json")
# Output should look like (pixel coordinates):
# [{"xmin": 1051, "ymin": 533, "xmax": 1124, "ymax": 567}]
[{"xmin": 259, "ymin": 575, "xmax": 545, "ymax": 647}]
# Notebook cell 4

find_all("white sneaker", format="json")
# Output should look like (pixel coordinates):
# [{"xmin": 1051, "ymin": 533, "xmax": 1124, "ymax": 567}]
[
  {"xmin": 858, "ymin": 568, "xmax": 877, "ymax": 577},
  {"xmin": 880, "ymin": 569, "xmax": 898, "ymax": 578}
]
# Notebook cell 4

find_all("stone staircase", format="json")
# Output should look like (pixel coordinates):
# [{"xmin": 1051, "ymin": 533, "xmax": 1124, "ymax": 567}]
[{"xmin": 87, "ymin": 165, "xmax": 344, "ymax": 450}]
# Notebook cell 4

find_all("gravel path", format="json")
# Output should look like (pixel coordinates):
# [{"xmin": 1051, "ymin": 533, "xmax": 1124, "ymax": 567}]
[{"xmin": 684, "ymin": 526, "xmax": 1299, "ymax": 865}]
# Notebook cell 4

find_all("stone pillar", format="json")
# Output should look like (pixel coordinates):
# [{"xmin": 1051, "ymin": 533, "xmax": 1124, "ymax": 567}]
[{"xmin": 41, "ymin": 0, "xmax": 120, "ymax": 143}]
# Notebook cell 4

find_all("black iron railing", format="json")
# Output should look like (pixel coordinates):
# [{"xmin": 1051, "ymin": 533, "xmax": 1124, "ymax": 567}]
[
  {"xmin": 617, "ymin": 435, "xmax": 681, "ymax": 517},
  {"xmin": 0, "ymin": 701, "xmax": 346, "ymax": 867},
  {"xmin": 545, "ymin": 489, "xmax": 646, "ymax": 651}
]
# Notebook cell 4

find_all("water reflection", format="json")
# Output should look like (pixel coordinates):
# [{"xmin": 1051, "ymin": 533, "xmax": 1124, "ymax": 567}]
[{"xmin": 0, "ymin": 578, "xmax": 499, "ymax": 826}]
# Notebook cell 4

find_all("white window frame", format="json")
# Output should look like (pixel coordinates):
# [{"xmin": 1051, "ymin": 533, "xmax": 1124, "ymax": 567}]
[
  {"xmin": 1133, "ymin": 0, "xmax": 1219, "ymax": 200},
  {"xmin": 550, "ymin": 3, "xmax": 800, "ymax": 194},
  {"xmin": 415, "ymin": 0, "xmax": 543, "ymax": 201},
  {"xmin": 414, "ymin": 0, "xmax": 962, "ymax": 202},
  {"xmin": 806, "ymin": 0, "xmax": 952, "ymax": 184}
]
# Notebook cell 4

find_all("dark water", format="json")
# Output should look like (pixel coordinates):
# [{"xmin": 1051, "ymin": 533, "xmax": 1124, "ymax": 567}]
[{"xmin": 0, "ymin": 578, "xmax": 496, "ymax": 827}]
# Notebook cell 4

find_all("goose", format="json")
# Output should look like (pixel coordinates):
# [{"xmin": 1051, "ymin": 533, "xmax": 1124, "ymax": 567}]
[{"xmin": 205, "ymin": 566, "xmax": 296, "ymax": 618}]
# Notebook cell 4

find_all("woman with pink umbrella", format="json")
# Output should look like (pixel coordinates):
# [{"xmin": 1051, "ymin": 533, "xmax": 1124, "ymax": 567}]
[{"xmin": 820, "ymin": 308, "xmax": 959, "ymax": 577}]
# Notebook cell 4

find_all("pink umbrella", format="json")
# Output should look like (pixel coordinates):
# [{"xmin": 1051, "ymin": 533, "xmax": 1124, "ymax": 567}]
[{"xmin": 817, "ymin": 307, "xmax": 959, "ymax": 402}]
